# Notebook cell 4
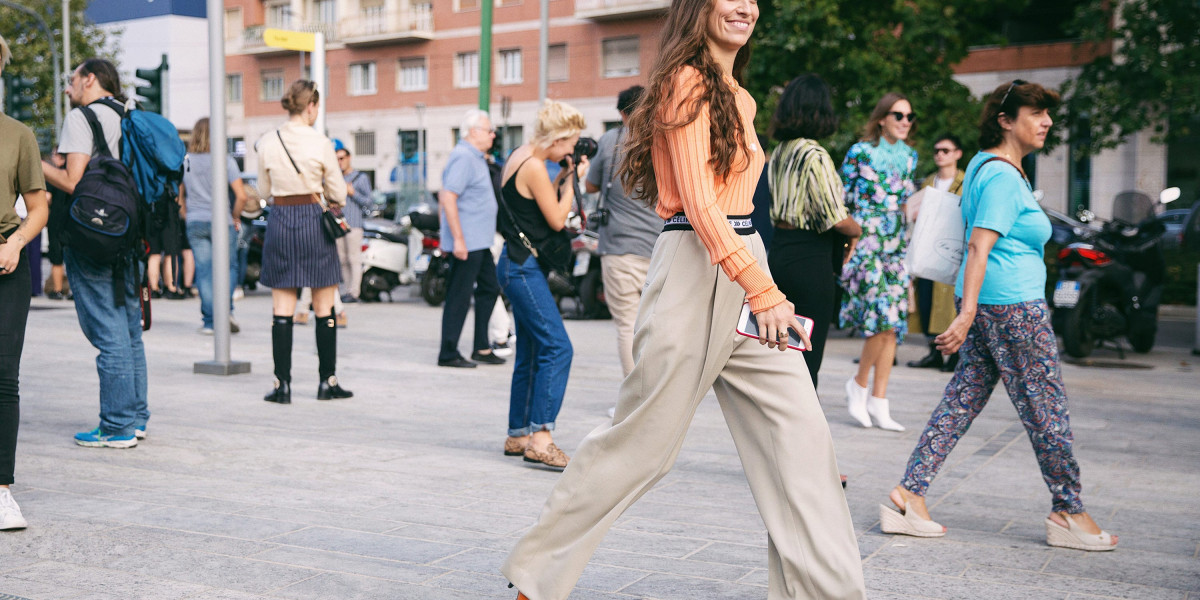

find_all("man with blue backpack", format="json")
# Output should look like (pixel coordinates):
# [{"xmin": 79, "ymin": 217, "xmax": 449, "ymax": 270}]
[{"xmin": 41, "ymin": 58, "xmax": 183, "ymax": 449}]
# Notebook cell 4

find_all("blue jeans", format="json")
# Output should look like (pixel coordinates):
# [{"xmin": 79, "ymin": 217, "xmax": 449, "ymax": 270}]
[
  {"xmin": 64, "ymin": 248, "xmax": 149, "ymax": 437},
  {"xmin": 497, "ymin": 246, "xmax": 572, "ymax": 437},
  {"xmin": 234, "ymin": 219, "xmax": 253, "ymax": 288},
  {"xmin": 186, "ymin": 221, "xmax": 238, "ymax": 328}
]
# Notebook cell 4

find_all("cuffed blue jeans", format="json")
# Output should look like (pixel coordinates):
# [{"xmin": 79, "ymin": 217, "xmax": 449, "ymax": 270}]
[
  {"xmin": 64, "ymin": 248, "xmax": 149, "ymax": 437},
  {"xmin": 186, "ymin": 221, "xmax": 238, "ymax": 328},
  {"xmin": 497, "ymin": 246, "xmax": 572, "ymax": 437}
]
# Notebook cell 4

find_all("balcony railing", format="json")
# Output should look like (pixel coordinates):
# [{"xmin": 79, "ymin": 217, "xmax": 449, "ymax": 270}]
[
  {"xmin": 340, "ymin": 4, "xmax": 433, "ymax": 46},
  {"xmin": 574, "ymin": 0, "xmax": 669, "ymax": 20}
]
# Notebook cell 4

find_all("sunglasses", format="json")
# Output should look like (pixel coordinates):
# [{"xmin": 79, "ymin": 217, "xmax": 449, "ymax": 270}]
[
  {"xmin": 889, "ymin": 111, "xmax": 916, "ymax": 123},
  {"xmin": 933, "ymin": 147, "xmax": 957, "ymax": 155},
  {"xmin": 999, "ymin": 79, "xmax": 1028, "ymax": 111}
]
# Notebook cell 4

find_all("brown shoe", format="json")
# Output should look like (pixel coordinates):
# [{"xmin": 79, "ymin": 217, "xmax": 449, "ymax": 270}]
[
  {"xmin": 504, "ymin": 436, "xmax": 527, "ymax": 456},
  {"xmin": 294, "ymin": 312, "xmax": 309, "ymax": 325},
  {"xmin": 336, "ymin": 311, "xmax": 348, "ymax": 328},
  {"xmin": 524, "ymin": 443, "xmax": 569, "ymax": 470}
]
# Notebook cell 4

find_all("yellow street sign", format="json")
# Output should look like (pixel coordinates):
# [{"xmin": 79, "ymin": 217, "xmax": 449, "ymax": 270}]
[{"xmin": 262, "ymin": 28, "xmax": 315, "ymax": 52}]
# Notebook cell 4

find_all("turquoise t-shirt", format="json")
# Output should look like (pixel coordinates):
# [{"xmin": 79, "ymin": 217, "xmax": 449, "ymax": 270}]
[{"xmin": 955, "ymin": 152, "xmax": 1052, "ymax": 305}]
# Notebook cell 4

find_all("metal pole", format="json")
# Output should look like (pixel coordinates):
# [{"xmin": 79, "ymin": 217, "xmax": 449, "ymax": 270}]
[
  {"xmin": 159, "ymin": 52, "xmax": 169, "ymax": 121},
  {"xmin": 0, "ymin": 0, "xmax": 62, "ymax": 136},
  {"xmin": 538, "ymin": 0, "xmax": 548, "ymax": 103},
  {"xmin": 416, "ymin": 102, "xmax": 425, "ymax": 195},
  {"xmin": 62, "ymin": 0, "xmax": 69, "ymax": 127},
  {"xmin": 313, "ymin": 32, "xmax": 325, "ymax": 135},
  {"xmin": 479, "ymin": 0, "xmax": 492, "ymax": 112},
  {"xmin": 195, "ymin": 0, "xmax": 250, "ymax": 375}
]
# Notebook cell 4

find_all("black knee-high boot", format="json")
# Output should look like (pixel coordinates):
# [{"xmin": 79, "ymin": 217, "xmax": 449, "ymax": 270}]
[
  {"xmin": 265, "ymin": 316, "xmax": 293, "ymax": 403},
  {"xmin": 315, "ymin": 314, "xmax": 353, "ymax": 400}
]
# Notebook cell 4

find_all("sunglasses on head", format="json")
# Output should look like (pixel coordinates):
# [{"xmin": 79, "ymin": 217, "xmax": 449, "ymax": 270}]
[
  {"xmin": 933, "ymin": 147, "xmax": 957, "ymax": 155},
  {"xmin": 889, "ymin": 111, "xmax": 916, "ymax": 123},
  {"xmin": 999, "ymin": 79, "xmax": 1028, "ymax": 112}
]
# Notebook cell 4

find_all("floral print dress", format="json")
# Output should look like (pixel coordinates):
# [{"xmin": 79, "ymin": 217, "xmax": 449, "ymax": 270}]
[{"xmin": 838, "ymin": 140, "xmax": 918, "ymax": 338}]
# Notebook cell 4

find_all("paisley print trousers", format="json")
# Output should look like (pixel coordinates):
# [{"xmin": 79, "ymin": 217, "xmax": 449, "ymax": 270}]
[{"xmin": 900, "ymin": 299, "xmax": 1084, "ymax": 514}]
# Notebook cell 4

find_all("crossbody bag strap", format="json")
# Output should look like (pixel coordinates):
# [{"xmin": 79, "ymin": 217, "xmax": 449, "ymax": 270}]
[
  {"xmin": 496, "ymin": 157, "xmax": 540, "ymax": 258},
  {"xmin": 276, "ymin": 130, "xmax": 302, "ymax": 174},
  {"xmin": 596, "ymin": 127, "xmax": 622, "ymax": 218}
]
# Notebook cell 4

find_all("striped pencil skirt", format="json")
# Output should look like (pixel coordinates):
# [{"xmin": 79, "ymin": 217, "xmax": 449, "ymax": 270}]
[{"xmin": 259, "ymin": 203, "xmax": 341, "ymax": 289}]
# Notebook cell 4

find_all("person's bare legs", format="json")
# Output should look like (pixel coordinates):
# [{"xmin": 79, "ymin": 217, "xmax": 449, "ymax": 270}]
[
  {"xmin": 310, "ymin": 285, "xmax": 337, "ymax": 316},
  {"xmin": 870, "ymin": 330, "xmax": 896, "ymax": 398},
  {"xmin": 180, "ymin": 249, "xmax": 195, "ymax": 290},
  {"xmin": 50, "ymin": 264, "xmax": 65, "ymax": 294},
  {"xmin": 854, "ymin": 331, "xmax": 892, "ymax": 389},
  {"xmin": 272, "ymin": 288, "xmax": 299, "ymax": 317},
  {"xmin": 147, "ymin": 254, "xmax": 163, "ymax": 292}
]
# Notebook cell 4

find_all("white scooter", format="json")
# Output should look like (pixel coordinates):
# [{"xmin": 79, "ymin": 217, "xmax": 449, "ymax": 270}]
[{"xmin": 359, "ymin": 214, "xmax": 426, "ymax": 302}]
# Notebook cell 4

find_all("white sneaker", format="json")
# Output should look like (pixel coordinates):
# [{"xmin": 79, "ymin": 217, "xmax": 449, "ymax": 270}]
[
  {"xmin": 606, "ymin": 406, "xmax": 616, "ymax": 418},
  {"xmin": 0, "ymin": 488, "xmax": 28, "ymax": 530},
  {"xmin": 232, "ymin": 287, "xmax": 245, "ymax": 301}
]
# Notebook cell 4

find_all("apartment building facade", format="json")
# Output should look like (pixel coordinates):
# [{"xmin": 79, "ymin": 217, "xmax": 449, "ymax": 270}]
[{"xmin": 224, "ymin": 0, "xmax": 669, "ymax": 192}]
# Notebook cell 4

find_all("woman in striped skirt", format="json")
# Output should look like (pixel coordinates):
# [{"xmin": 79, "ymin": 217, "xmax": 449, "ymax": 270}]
[{"xmin": 255, "ymin": 80, "xmax": 352, "ymax": 404}]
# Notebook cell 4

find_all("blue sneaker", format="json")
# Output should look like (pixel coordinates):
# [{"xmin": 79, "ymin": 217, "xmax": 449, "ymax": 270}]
[{"xmin": 74, "ymin": 428, "xmax": 138, "ymax": 449}]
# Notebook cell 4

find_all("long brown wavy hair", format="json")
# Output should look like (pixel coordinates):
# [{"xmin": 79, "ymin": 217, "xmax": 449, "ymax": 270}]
[{"xmin": 618, "ymin": 0, "xmax": 753, "ymax": 205}]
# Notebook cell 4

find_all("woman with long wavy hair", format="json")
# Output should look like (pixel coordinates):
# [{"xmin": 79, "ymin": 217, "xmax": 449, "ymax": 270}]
[{"xmin": 501, "ymin": 1, "xmax": 865, "ymax": 598}]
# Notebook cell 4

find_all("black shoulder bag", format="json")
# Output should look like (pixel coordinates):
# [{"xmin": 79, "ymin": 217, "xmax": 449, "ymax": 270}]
[{"xmin": 276, "ymin": 130, "xmax": 349, "ymax": 241}]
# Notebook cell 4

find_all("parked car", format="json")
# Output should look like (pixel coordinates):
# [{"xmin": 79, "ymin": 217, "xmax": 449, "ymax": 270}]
[{"xmin": 1158, "ymin": 208, "xmax": 1191, "ymax": 250}]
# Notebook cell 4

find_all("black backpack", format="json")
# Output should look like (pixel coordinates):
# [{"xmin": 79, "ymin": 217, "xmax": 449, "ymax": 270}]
[{"xmin": 65, "ymin": 101, "xmax": 144, "ymax": 306}]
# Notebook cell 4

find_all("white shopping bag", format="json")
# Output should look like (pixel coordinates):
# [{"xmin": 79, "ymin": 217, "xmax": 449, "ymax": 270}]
[{"xmin": 905, "ymin": 187, "xmax": 964, "ymax": 285}]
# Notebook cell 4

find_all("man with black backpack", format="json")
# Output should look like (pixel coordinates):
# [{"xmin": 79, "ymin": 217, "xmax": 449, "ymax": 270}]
[{"xmin": 41, "ymin": 58, "xmax": 149, "ymax": 449}]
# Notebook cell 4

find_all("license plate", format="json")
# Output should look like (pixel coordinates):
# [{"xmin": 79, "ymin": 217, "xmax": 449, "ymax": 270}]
[
  {"xmin": 1053, "ymin": 280, "xmax": 1080, "ymax": 308},
  {"xmin": 414, "ymin": 253, "xmax": 431, "ymax": 273},
  {"xmin": 573, "ymin": 251, "xmax": 590, "ymax": 277}
]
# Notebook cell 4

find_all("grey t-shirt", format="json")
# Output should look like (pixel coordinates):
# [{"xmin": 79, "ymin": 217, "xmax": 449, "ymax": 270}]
[
  {"xmin": 586, "ymin": 126, "xmax": 661, "ymax": 258},
  {"xmin": 58, "ymin": 100, "xmax": 123, "ymax": 159},
  {"xmin": 183, "ymin": 153, "xmax": 242, "ymax": 223}
]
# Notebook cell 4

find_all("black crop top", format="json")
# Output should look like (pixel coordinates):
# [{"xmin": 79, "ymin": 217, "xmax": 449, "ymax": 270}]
[{"xmin": 498, "ymin": 157, "xmax": 567, "ymax": 265}]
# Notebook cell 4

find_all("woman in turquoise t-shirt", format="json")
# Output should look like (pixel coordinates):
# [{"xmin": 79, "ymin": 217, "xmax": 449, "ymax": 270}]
[{"xmin": 880, "ymin": 80, "xmax": 1118, "ymax": 552}]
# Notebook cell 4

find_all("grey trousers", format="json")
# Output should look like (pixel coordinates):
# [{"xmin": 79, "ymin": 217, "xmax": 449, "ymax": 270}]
[{"xmin": 502, "ymin": 231, "xmax": 866, "ymax": 600}]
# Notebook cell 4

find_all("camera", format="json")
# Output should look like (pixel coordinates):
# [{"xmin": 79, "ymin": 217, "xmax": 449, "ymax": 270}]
[
  {"xmin": 559, "ymin": 136, "xmax": 599, "ymax": 169},
  {"xmin": 590, "ymin": 207, "xmax": 610, "ymax": 227}
]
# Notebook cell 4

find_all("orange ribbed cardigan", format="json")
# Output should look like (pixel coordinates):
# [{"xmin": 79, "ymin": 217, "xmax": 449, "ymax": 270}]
[{"xmin": 652, "ymin": 66, "xmax": 785, "ymax": 313}]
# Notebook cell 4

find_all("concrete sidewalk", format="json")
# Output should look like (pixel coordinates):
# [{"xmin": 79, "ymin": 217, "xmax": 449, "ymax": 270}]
[{"xmin": 1, "ymin": 290, "xmax": 1197, "ymax": 599}]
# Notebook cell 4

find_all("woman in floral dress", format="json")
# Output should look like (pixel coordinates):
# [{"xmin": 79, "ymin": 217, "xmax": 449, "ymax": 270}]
[{"xmin": 840, "ymin": 92, "xmax": 917, "ymax": 432}]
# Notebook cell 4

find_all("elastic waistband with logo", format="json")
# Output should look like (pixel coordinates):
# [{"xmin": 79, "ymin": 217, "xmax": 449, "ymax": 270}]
[{"xmin": 663, "ymin": 213, "xmax": 755, "ymax": 235}]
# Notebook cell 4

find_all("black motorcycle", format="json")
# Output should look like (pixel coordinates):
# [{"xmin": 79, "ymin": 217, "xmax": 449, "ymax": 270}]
[
  {"xmin": 1050, "ymin": 188, "xmax": 1181, "ymax": 357},
  {"xmin": 408, "ymin": 209, "xmax": 449, "ymax": 306}
]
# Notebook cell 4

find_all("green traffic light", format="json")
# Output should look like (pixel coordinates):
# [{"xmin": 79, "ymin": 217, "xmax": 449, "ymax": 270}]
[
  {"xmin": 3, "ymin": 74, "xmax": 37, "ymax": 122},
  {"xmin": 135, "ymin": 55, "xmax": 168, "ymax": 115}
]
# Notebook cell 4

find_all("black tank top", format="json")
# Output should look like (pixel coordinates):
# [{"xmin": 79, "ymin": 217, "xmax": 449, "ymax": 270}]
[{"xmin": 499, "ymin": 156, "xmax": 564, "ymax": 265}]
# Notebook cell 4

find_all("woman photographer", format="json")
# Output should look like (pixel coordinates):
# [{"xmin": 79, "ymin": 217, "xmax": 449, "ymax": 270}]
[
  {"xmin": 255, "ymin": 80, "xmax": 352, "ymax": 404},
  {"xmin": 496, "ymin": 99, "xmax": 589, "ymax": 470},
  {"xmin": 501, "ymin": 1, "xmax": 864, "ymax": 597},
  {"xmin": 881, "ymin": 80, "xmax": 1117, "ymax": 552}
]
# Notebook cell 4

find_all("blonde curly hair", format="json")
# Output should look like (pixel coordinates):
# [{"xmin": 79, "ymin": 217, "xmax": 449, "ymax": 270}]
[
  {"xmin": 0, "ymin": 35, "xmax": 11, "ymax": 73},
  {"xmin": 530, "ymin": 100, "xmax": 586, "ymax": 150}
]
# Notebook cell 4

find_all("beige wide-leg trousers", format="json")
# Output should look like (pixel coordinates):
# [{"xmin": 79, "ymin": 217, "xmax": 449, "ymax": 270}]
[{"xmin": 502, "ymin": 230, "xmax": 866, "ymax": 600}]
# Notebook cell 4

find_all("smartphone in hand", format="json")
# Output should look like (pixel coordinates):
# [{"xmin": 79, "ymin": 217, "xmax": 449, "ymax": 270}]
[{"xmin": 735, "ymin": 302, "xmax": 814, "ymax": 351}]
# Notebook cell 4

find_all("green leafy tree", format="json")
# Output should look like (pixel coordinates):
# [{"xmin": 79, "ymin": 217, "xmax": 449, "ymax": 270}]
[
  {"xmin": 1055, "ymin": 0, "xmax": 1200, "ymax": 156},
  {"xmin": 748, "ymin": 0, "xmax": 1018, "ymax": 175},
  {"xmin": 1, "ymin": 0, "xmax": 117, "ymax": 146}
]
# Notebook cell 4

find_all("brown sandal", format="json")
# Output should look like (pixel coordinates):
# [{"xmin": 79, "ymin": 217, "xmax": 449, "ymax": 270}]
[
  {"xmin": 504, "ymin": 436, "xmax": 527, "ymax": 456},
  {"xmin": 524, "ymin": 443, "xmax": 569, "ymax": 470}
]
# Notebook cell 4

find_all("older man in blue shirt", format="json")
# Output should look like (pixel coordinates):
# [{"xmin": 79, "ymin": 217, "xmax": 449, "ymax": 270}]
[{"xmin": 437, "ymin": 110, "xmax": 503, "ymax": 368}]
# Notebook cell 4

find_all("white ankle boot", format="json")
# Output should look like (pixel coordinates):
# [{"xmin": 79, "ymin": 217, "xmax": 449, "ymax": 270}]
[
  {"xmin": 845, "ymin": 378, "xmax": 872, "ymax": 428},
  {"xmin": 867, "ymin": 396, "xmax": 905, "ymax": 431}
]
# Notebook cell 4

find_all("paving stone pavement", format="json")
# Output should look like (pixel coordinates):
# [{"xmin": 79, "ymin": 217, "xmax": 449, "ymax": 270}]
[{"xmin": 2, "ymin": 289, "xmax": 1197, "ymax": 599}]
